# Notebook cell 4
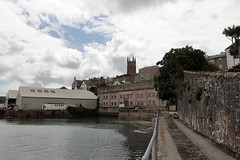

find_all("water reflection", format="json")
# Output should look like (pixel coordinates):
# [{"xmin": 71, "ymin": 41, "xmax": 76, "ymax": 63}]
[{"xmin": 0, "ymin": 117, "xmax": 151, "ymax": 160}]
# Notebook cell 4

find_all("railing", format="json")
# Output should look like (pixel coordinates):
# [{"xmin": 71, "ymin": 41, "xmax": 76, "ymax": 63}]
[{"xmin": 142, "ymin": 111, "xmax": 159, "ymax": 160}]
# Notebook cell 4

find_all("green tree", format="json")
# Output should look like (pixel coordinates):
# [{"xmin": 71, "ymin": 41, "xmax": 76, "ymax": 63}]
[
  {"xmin": 154, "ymin": 46, "xmax": 218, "ymax": 103},
  {"xmin": 222, "ymin": 25, "xmax": 240, "ymax": 61}
]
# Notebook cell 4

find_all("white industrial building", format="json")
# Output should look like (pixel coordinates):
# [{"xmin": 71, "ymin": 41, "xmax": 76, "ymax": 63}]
[
  {"xmin": 5, "ymin": 90, "xmax": 18, "ymax": 109},
  {"xmin": 16, "ymin": 86, "xmax": 97, "ymax": 110}
]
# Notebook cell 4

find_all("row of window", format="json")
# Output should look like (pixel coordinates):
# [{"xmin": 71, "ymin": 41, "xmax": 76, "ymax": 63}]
[
  {"xmin": 102, "ymin": 92, "xmax": 156, "ymax": 100},
  {"xmin": 102, "ymin": 100, "xmax": 156, "ymax": 106},
  {"xmin": 30, "ymin": 89, "xmax": 56, "ymax": 93}
]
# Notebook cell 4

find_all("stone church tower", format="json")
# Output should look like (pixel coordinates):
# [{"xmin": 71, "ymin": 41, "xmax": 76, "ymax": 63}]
[{"xmin": 127, "ymin": 56, "xmax": 136, "ymax": 75}]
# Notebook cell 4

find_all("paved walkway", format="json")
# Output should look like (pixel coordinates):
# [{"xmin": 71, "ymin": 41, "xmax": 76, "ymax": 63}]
[{"xmin": 157, "ymin": 115, "xmax": 236, "ymax": 160}]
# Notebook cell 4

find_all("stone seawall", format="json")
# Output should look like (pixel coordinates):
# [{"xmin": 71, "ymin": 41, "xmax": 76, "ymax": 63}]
[
  {"xmin": 119, "ymin": 109, "xmax": 155, "ymax": 121},
  {"xmin": 1, "ymin": 110, "xmax": 70, "ymax": 119},
  {"xmin": 98, "ymin": 107, "xmax": 119, "ymax": 116},
  {"xmin": 178, "ymin": 71, "xmax": 240, "ymax": 155}
]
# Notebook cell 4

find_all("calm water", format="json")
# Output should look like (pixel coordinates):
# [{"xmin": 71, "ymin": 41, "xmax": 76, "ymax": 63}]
[{"xmin": 0, "ymin": 117, "xmax": 152, "ymax": 160}]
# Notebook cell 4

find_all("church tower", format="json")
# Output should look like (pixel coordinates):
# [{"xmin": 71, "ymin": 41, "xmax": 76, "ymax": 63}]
[{"xmin": 127, "ymin": 56, "xmax": 136, "ymax": 75}]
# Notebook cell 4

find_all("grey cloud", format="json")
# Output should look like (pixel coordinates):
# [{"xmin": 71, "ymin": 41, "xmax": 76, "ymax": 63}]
[
  {"xmin": 32, "ymin": 70, "xmax": 66, "ymax": 87},
  {"xmin": 82, "ymin": 68, "xmax": 103, "ymax": 78},
  {"xmin": 111, "ymin": 56, "xmax": 126, "ymax": 73},
  {"xmin": 58, "ymin": 61, "xmax": 80, "ymax": 69},
  {"xmin": 0, "ymin": 61, "xmax": 12, "ymax": 75},
  {"xmin": 116, "ymin": 0, "xmax": 176, "ymax": 12}
]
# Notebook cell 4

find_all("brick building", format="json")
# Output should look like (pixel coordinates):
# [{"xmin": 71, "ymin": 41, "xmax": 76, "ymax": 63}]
[{"xmin": 98, "ymin": 63, "xmax": 167, "ymax": 110}]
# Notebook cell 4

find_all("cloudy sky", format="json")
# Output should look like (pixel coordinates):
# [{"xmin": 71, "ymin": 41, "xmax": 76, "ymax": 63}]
[{"xmin": 0, "ymin": 0, "xmax": 239, "ymax": 95}]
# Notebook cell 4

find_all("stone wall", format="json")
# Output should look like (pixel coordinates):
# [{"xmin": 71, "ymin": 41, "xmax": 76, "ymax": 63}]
[
  {"xmin": 118, "ymin": 109, "xmax": 156, "ymax": 121},
  {"xmin": 178, "ymin": 71, "xmax": 240, "ymax": 155},
  {"xmin": 98, "ymin": 107, "xmax": 119, "ymax": 116}
]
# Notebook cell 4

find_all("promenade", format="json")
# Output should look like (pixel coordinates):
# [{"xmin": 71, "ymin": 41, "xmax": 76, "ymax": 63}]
[{"xmin": 157, "ymin": 114, "xmax": 237, "ymax": 160}]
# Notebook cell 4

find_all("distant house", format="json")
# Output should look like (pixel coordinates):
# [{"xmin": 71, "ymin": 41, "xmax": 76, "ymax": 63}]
[
  {"xmin": 72, "ymin": 77, "xmax": 105, "ymax": 90},
  {"xmin": 16, "ymin": 86, "xmax": 97, "ymax": 110},
  {"xmin": 206, "ymin": 49, "xmax": 239, "ymax": 71},
  {"xmin": 225, "ymin": 45, "xmax": 239, "ymax": 69},
  {"xmin": 5, "ymin": 90, "xmax": 18, "ymax": 109},
  {"xmin": 98, "ymin": 62, "xmax": 167, "ymax": 110},
  {"xmin": 206, "ymin": 52, "xmax": 228, "ymax": 71}
]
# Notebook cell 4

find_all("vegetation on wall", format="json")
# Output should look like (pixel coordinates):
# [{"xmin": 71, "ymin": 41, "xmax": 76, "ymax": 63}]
[
  {"xmin": 222, "ymin": 25, "xmax": 240, "ymax": 59},
  {"xmin": 154, "ymin": 45, "xmax": 218, "ymax": 103}
]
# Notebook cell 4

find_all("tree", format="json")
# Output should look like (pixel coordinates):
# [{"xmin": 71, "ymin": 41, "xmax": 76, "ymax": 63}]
[
  {"xmin": 154, "ymin": 46, "xmax": 218, "ymax": 103},
  {"xmin": 223, "ymin": 25, "xmax": 240, "ymax": 61}
]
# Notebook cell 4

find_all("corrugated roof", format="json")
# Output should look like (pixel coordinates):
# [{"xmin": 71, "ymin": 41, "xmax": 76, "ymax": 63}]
[{"xmin": 19, "ymin": 86, "xmax": 97, "ymax": 100}]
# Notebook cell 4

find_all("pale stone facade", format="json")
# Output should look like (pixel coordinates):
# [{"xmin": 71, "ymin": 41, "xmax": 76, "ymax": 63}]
[
  {"xmin": 98, "ymin": 81, "xmax": 166, "ymax": 109},
  {"xmin": 98, "ymin": 65, "xmax": 167, "ymax": 109}
]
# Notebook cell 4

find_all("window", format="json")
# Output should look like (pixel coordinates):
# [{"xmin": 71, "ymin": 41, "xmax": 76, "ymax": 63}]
[
  {"xmin": 148, "ymin": 93, "xmax": 151, "ymax": 97},
  {"xmin": 50, "ymin": 90, "xmax": 56, "ymax": 93},
  {"xmin": 44, "ymin": 90, "xmax": 49, "ymax": 93},
  {"xmin": 146, "ymin": 73, "xmax": 150, "ymax": 80},
  {"xmin": 152, "ymin": 100, "xmax": 155, "ymax": 105},
  {"xmin": 152, "ymin": 93, "xmax": 155, "ymax": 97},
  {"xmin": 37, "ymin": 90, "xmax": 42, "ymax": 93},
  {"xmin": 140, "ymin": 74, "xmax": 144, "ymax": 80},
  {"xmin": 30, "ymin": 89, "xmax": 35, "ymax": 92},
  {"xmin": 120, "ymin": 95, "xmax": 122, "ymax": 99}
]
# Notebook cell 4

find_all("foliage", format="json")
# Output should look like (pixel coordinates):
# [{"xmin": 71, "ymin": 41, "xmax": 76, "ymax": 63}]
[
  {"xmin": 228, "ymin": 63, "xmax": 240, "ymax": 72},
  {"xmin": 89, "ymin": 86, "xmax": 98, "ymax": 95},
  {"xmin": 195, "ymin": 87, "xmax": 203, "ymax": 101},
  {"xmin": 154, "ymin": 46, "xmax": 218, "ymax": 103},
  {"xmin": 222, "ymin": 25, "xmax": 240, "ymax": 56}
]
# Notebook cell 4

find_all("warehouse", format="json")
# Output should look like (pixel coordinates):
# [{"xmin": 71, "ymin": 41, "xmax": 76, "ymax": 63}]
[
  {"xmin": 16, "ymin": 86, "xmax": 97, "ymax": 110},
  {"xmin": 5, "ymin": 90, "xmax": 18, "ymax": 109}
]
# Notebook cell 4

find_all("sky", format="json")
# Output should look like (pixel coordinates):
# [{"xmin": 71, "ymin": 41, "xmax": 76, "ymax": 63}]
[{"xmin": 0, "ymin": 0, "xmax": 239, "ymax": 95}]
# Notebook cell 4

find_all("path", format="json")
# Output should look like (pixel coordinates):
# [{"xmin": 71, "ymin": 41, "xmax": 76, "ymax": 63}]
[{"xmin": 157, "ymin": 114, "xmax": 236, "ymax": 160}]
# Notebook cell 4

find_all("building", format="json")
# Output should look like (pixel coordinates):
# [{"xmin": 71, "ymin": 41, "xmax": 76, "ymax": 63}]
[
  {"xmin": 0, "ymin": 96, "xmax": 5, "ymax": 108},
  {"xmin": 207, "ymin": 52, "xmax": 228, "ymax": 71},
  {"xmin": 206, "ymin": 46, "xmax": 240, "ymax": 71},
  {"xmin": 72, "ymin": 56, "xmax": 166, "ymax": 114},
  {"xmin": 98, "ymin": 64, "xmax": 166, "ymax": 111},
  {"xmin": 16, "ymin": 86, "xmax": 97, "ymax": 110},
  {"xmin": 127, "ymin": 56, "xmax": 136, "ymax": 75},
  {"xmin": 5, "ymin": 90, "xmax": 18, "ymax": 109},
  {"xmin": 225, "ymin": 45, "xmax": 239, "ymax": 69},
  {"xmin": 72, "ymin": 77, "xmax": 105, "ymax": 91}
]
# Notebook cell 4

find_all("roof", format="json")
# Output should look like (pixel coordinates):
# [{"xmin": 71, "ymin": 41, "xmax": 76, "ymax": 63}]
[
  {"xmin": 206, "ymin": 52, "xmax": 226, "ymax": 60},
  {"xmin": 7, "ymin": 90, "xmax": 18, "ymax": 99},
  {"xmin": 18, "ymin": 86, "xmax": 97, "ymax": 100}
]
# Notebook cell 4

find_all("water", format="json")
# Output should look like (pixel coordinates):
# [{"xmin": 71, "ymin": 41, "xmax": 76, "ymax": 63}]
[{"xmin": 0, "ymin": 118, "xmax": 152, "ymax": 160}]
